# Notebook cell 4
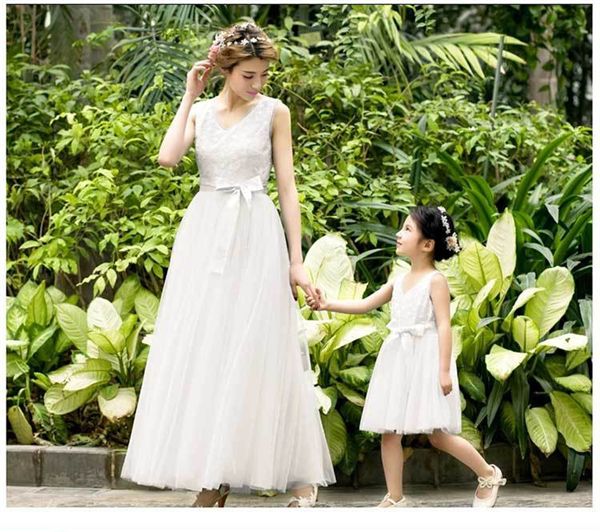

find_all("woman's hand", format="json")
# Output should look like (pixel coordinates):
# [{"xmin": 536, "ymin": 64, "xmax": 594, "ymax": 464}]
[
  {"xmin": 185, "ymin": 59, "xmax": 214, "ymax": 99},
  {"xmin": 289, "ymin": 263, "xmax": 318, "ymax": 302},
  {"xmin": 306, "ymin": 288, "xmax": 327, "ymax": 311},
  {"xmin": 439, "ymin": 370, "xmax": 453, "ymax": 396}
]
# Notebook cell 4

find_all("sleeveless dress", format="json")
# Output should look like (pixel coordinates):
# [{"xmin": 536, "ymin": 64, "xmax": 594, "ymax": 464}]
[
  {"xmin": 121, "ymin": 94, "xmax": 336, "ymax": 492},
  {"xmin": 359, "ymin": 270, "xmax": 461, "ymax": 435}
]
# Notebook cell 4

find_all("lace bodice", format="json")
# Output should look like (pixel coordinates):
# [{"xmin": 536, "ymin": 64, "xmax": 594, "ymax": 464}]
[
  {"xmin": 387, "ymin": 270, "xmax": 440, "ymax": 332},
  {"xmin": 193, "ymin": 95, "xmax": 278, "ymax": 188}
]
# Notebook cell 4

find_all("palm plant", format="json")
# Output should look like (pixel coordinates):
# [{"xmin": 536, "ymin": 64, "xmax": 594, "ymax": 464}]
[{"xmin": 322, "ymin": 5, "xmax": 527, "ymax": 94}]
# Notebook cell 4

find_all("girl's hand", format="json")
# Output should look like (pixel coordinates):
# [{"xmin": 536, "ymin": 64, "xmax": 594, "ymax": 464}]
[
  {"xmin": 306, "ymin": 287, "xmax": 327, "ymax": 311},
  {"xmin": 185, "ymin": 60, "xmax": 213, "ymax": 99},
  {"xmin": 289, "ymin": 263, "xmax": 318, "ymax": 303},
  {"xmin": 439, "ymin": 370, "xmax": 453, "ymax": 396}
]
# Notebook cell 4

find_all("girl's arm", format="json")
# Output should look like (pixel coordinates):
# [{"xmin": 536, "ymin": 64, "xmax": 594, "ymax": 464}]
[
  {"xmin": 314, "ymin": 281, "xmax": 394, "ymax": 315},
  {"xmin": 158, "ymin": 60, "xmax": 213, "ymax": 167},
  {"xmin": 271, "ymin": 101, "xmax": 317, "ymax": 301},
  {"xmin": 430, "ymin": 273, "xmax": 453, "ymax": 395}
]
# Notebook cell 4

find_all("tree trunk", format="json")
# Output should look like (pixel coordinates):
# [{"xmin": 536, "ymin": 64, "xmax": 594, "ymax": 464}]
[{"xmin": 49, "ymin": 5, "xmax": 114, "ymax": 77}]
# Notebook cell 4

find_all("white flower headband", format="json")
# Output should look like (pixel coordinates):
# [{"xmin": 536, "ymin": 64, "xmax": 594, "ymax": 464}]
[
  {"xmin": 212, "ymin": 23, "xmax": 270, "ymax": 51},
  {"xmin": 437, "ymin": 206, "xmax": 461, "ymax": 253}
]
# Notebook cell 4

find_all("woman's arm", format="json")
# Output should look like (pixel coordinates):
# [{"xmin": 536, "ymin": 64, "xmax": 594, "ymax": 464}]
[
  {"xmin": 430, "ymin": 273, "xmax": 453, "ymax": 395},
  {"xmin": 271, "ymin": 101, "xmax": 317, "ymax": 301},
  {"xmin": 312, "ymin": 281, "xmax": 394, "ymax": 315},
  {"xmin": 157, "ymin": 60, "xmax": 213, "ymax": 167}
]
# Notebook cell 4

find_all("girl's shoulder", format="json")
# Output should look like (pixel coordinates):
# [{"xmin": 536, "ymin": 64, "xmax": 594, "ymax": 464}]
[{"xmin": 429, "ymin": 269, "xmax": 449, "ymax": 292}]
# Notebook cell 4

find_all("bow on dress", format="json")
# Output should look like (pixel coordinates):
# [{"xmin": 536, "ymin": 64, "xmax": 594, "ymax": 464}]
[
  {"xmin": 386, "ymin": 322, "xmax": 434, "ymax": 352},
  {"xmin": 211, "ymin": 175, "xmax": 264, "ymax": 274}
]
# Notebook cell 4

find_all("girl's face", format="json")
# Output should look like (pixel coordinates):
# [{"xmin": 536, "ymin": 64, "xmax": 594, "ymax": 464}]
[
  {"xmin": 395, "ymin": 215, "xmax": 433, "ymax": 257},
  {"xmin": 223, "ymin": 57, "xmax": 271, "ymax": 101}
]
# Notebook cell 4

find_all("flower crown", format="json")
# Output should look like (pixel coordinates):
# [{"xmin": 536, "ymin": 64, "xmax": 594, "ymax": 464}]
[
  {"xmin": 211, "ymin": 22, "xmax": 270, "ymax": 51},
  {"xmin": 437, "ymin": 206, "xmax": 461, "ymax": 254}
]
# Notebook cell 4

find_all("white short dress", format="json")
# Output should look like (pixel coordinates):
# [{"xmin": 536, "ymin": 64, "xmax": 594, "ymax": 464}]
[{"xmin": 359, "ymin": 270, "xmax": 462, "ymax": 435}]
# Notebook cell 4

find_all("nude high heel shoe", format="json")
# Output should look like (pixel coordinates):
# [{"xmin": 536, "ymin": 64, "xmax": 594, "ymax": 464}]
[
  {"xmin": 287, "ymin": 484, "xmax": 318, "ymax": 507},
  {"xmin": 192, "ymin": 484, "xmax": 231, "ymax": 507}
]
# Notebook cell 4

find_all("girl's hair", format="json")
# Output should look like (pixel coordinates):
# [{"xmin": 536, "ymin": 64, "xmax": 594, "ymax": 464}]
[
  {"xmin": 409, "ymin": 205, "xmax": 461, "ymax": 261},
  {"xmin": 212, "ymin": 22, "xmax": 278, "ymax": 71}
]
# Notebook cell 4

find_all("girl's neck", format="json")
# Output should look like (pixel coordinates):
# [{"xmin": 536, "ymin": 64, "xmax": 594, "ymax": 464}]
[{"xmin": 407, "ymin": 255, "xmax": 436, "ymax": 274}]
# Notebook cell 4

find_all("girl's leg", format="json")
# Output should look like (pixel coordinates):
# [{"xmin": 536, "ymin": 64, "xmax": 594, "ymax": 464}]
[
  {"xmin": 381, "ymin": 432, "xmax": 404, "ymax": 501},
  {"xmin": 427, "ymin": 430, "xmax": 495, "ymax": 498}
]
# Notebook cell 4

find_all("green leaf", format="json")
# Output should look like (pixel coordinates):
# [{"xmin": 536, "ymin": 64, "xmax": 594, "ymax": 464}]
[
  {"xmin": 87, "ymin": 297, "xmax": 122, "ymax": 330},
  {"xmin": 513, "ymin": 132, "xmax": 573, "ymax": 212},
  {"xmin": 459, "ymin": 415, "xmax": 482, "ymax": 452},
  {"xmin": 320, "ymin": 408, "xmax": 348, "ymax": 465},
  {"xmin": 511, "ymin": 316, "xmax": 539, "ymax": 352},
  {"xmin": 536, "ymin": 333, "xmax": 588, "ymax": 353},
  {"xmin": 571, "ymin": 393, "xmax": 592, "ymax": 415},
  {"xmin": 304, "ymin": 234, "xmax": 354, "ymax": 304},
  {"xmin": 44, "ymin": 384, "xmax": 95, "ymax": 415},
  {"xmin": 486, "ymin": 209, "xmax": 516, "ymax": 278},
  {"xmin": 499, "ymin": 401, "xmax": 516, "ymax": 442},
  {"xmin": 525, "ymin": 407, "xmax": 557, "ymax": 456},
  {"xmin": 88, "ymin": 329, "xmax": 126, "ymax": 355},
  {"xmin": 485, "ymin": 344, "xmax": 528, "ymax": 381},
  {"xmin": 7, "ymin": 354, "xmax": 29, "ymax": 379},
  {"xmin": 458, "ymin": 370, "xmax": 486, "ymax": 403},
  {"xmin": 26, "ymin": 281, "xmax": 51, "ymax": 327},
  {"xmin": 338, "ymin": 366, "xmax": 372, "ymax": 388},
  {"xmin": 29, "ymin": 325, "xmax": 58, "ymax": 358},
  {"xmin": 335, "ymin": 382, "xmax": 365, "ymax": 407},
  {"xmin": 134, "ymin": 289, "xmax": 160, "ymax": 332},
  {"xmin": 524, "ymin": 267, "xmax": 575, "ymax": 338},
  {"xmin": 458, "ymin": 241, "xmax": 502, "ymax": 297},
  {"xmin": 554, "ymin": 375, "xmax": 592, "ymax": 393},
  {"xmin": 98, "ymin": 386, "xmax": 137, "ymax": 422},
  {"xmin": 549, "ymin": 391, "xmax": 592, "ymax": 453},
  {"xmin": 114, "ymin": 275, "xmax": 141, "ymax": 316},
  {"xmin": 7, "ymin": 406, "xmax": 34, "ymax": 444},
  {"xmin": 319, "ymin": 317, "xmax": 377, "ymax": 364},
  {"xmin": 55, "ymin": 303, "xmax": 89, "ymax": 354}
]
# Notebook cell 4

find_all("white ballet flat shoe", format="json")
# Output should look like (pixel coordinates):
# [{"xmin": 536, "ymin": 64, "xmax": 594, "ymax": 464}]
[
  {"xmin": 377, "ymin": 493, "xmax": 408, "ymax": 507},
  {"xmin": 287, "ymin": 485, "xmax": 318, "ymax": 507},
  {"xmin": 472, "ymin": 464, "xmax": 507, "ymax": 508}
]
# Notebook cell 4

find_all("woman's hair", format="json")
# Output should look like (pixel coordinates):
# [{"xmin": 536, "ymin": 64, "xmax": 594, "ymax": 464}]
[
  {"xmin": 210, "ymin": 22, "xmax": 278, "ymax": 71},
  {"xmin": 409, "ymin": 205, "xmax": 461, "ymax": 261}
]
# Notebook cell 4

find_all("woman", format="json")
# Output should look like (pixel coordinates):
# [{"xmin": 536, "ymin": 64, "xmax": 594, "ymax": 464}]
[{"xmin": 120, "ymin": 22, "xmax": 335, "ymax": 507}]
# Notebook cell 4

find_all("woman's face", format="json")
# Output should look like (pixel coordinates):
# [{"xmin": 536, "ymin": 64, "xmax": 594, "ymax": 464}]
[{"xmin": 224, "ymin": 57, "xmax": 271, "ymax": 101}]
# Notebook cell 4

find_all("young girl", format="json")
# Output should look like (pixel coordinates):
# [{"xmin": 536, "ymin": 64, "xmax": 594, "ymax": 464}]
[{"xmin": 307, "ymin": 205, "xmax": 506, "ymax": 507}]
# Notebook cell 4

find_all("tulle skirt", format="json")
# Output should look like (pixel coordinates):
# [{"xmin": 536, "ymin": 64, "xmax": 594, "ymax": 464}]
[
  {"xmin": 121, "ymin": 189, "xmax": 336, "ymax": 492},
  {"xmin": 359, "ymin": 331, "xmax": 462, "ymax": 435}
]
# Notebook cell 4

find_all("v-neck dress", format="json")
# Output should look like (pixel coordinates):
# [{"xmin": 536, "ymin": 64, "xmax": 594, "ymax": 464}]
[
  {"xmin": 121, "ymin": 94, "xmax": 336, "ymax": 492},
  {"xmin": 359, "ymin": 270, "xmax": 462, "ymax": 435}
]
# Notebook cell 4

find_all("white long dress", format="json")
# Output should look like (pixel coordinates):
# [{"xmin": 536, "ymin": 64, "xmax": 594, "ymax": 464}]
[
  {"xmin": 121, "ymin": 94, "xmax": 336, "ymax": 492},
  {"xmin": 359, "ymin": 270, "xmax": 462, "ymax": 435}
]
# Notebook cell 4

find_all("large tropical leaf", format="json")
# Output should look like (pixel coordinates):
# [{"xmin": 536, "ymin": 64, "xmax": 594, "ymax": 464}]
[
  {"xmin": 525, "ymin": 407, "xmax": 557, "ymax": 456},
  {"xmin": 458, "ymin": 241, "xmax": 503, "ymax": 297},
  {"xmin": 55, "ymin": 303, "xmax": 89, "ymax": 354},
  {"xmin": 98, "ymin": 386, "xmax": 137, "ymax": 422},
  {"xmin": 485, "ymin": 344, "xmax": 527, "ymax": 381},
  {"xmin": 44, "ymin": 384, "xmax": 96, "ymax": 415},
  {"xmin": 486, "ymin": 209, "xmax": 516, "ymax": 279},
  {"xmin": 549, "ymin": 391, "xmax": 592, "ymax": 453},
  {"xmin": 320, "ymin": 408, "xmax": 348, "ymax": 465},
  {"xmin": 524, "ymin": 267, "xmax": 574, "ymax": 338}
]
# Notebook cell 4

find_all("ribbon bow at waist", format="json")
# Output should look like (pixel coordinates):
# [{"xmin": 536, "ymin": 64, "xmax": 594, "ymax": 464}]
[
  {"xmin": 202, "ymin": 176, "xmax": 265, "ymax": 274},
  {"xmin": 386, "ymin": 322, "xmax": 436, "ymax": 352}
]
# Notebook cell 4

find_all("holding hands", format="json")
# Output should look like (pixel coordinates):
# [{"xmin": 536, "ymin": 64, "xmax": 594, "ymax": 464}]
[{"xmin": 306, "ymin": 287, "xmax": 327, "ymax": 311}]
